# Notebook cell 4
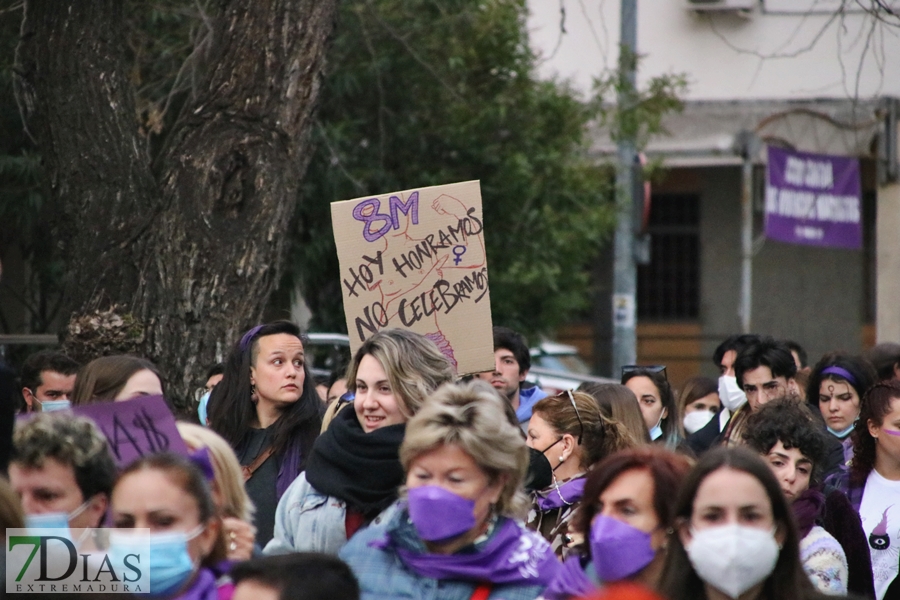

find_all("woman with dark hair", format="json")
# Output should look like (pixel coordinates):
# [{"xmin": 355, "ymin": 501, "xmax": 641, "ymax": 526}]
[
  {"xmin": 525, "ymin": 391, "xmax": 637, "ymax": 558},
  {"xmin": 71, "ymin": 355, "xmax": 165, "ymax": 404},
  {"xmin": 828, "ymin": 380, "xmax": 900, "ymax": 600},
  {"xmin": 741, "ymin": 399, "xmax": 851, "ymax": 594},
  {"xmin": 660, "ymin": 447, "xmax": 838, "ymax": 600},
  {"xmin": 807, "ymin": 352, "xmax": 877, "ymax": 464},
  {"xmin": 622, "ymin": 368, "xmax": 685, "ymax": 450},
  {"xmin": 678, "ymin": 377, "xmax": 721, "ymax": 435},
  {"xmin": 207, "ymin": 321, "xmax": 322, "ymax": 546},
  {"xmin": 542, "ymin": 446, "xmax": 692, "ymax": 599},
  {"xmin": 265, "ymin": 329, "xmax": 454, "ymax": 555},
  {"xmin": 578, "ymin": 382, "xmax": 651, "ymax": 444}
]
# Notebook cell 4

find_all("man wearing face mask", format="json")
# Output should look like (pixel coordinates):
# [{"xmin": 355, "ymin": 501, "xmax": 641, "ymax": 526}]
[
  {"xmin": 19, "ymin": 350, "xmax": 79, "ymax": 413},
  {"xmin": 687, "ymin": 334, "xmax": 760, "ymax": 455},
  {"xmin": 9, "ymin": 413, "xmax": 117, "ymax": 541}
]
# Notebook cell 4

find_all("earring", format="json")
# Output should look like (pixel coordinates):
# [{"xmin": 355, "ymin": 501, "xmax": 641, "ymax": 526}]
[
  {"xmin": 558, "ymin": 455, "xmax": 565, "ymax": 463},
  {"xmin": 250, "ymin": 384, "xmax": 258, "ymax": 405}
]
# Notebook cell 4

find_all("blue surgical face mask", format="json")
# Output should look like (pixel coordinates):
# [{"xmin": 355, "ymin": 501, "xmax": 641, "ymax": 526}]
[
  {"xmin": 827, "ymin": 422, "xmax": 855, "ymax": 439},
  {"xmin": 25, "ymin": 500, "xmax": 91, "ymax": 536},
  {"xmin": 197, "ymin": 391, "xmax": 211, "ymax": 426},
  {"xmin": 649, "ymin": 413, "xmax": 664, "ymax": 441},
  {"xmin": 36, "ymin": 398, "xmax": 72, "ymax": 412},
  {"xmin": 109, "ymin": 525, "xmax": 203, "ymax": 597}
]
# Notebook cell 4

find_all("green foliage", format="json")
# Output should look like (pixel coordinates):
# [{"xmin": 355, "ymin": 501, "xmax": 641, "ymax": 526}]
[
  {"xmin": 592, "ymin": 46, "xmax": 688, "ymax": 148},
  {"xmin": 295, "ymin": 0, "xmax": 617, "ymax": 339}
]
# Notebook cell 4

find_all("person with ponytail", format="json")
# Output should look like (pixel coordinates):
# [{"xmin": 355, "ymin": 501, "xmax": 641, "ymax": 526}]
[{"xmin": 525, "ymin": 390, "xmax": 638, "ymax": 558}]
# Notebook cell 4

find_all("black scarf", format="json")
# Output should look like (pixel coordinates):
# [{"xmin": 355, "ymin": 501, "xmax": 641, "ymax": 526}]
[{"xmin": 304, "ymin": 406, "xmax": 406, "ymax": 517}]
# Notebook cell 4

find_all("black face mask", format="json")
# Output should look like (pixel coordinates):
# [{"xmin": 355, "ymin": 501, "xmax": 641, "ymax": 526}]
[{"xmin": 524, "ymin": 446, "xmax": 553, "ymax": 492}]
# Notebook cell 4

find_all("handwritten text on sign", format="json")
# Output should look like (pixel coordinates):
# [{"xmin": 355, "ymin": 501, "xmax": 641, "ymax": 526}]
[
  {"xmin": 332, "ymin": 181, "xmax": 494, "ymax": 375},
  {"xmin": 73, "ymin": 395, "xmax": 188, "ymax": 468}
]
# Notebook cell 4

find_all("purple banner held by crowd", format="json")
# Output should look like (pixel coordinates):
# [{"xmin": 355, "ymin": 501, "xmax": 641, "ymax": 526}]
[
  {"xmin": 764, "ymin": 146, "xmax": 862, "ymax": 249},
  {"xmin": 73, "ymin": 395, "xmax": 188, "ymax": 469}
]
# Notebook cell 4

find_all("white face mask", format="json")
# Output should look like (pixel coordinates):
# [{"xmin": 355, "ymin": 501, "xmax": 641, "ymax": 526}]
[
  {"xmin": 686, "ymin": 524, "xmax": 780, "ymax": 599},
  {"xmin": 683, "ymin": 410, "xmax": 716, "ymax": 435},
  {"xmin": 718, "ymin": 375, "xmax": 747, "ymax": 412}
]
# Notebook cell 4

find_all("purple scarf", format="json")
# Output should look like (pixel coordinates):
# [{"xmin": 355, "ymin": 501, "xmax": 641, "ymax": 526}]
[
  {"xmin": 179, "ymin": 568, "xmax": 219, "ymax": 600},
  {"xmin": 541, "ymin": 555, "xmax": 595, "ymax": 600},
  {"xmin": 535, "ymin": 477, "xmax": 586, "ymax": 512},
  {"xmin": 792, "ymin": 487, "xmax": 825, "ymax": 539},
  {"xmin": 374, "ymin": 518, "xmax": 561, "ymax": 586}
]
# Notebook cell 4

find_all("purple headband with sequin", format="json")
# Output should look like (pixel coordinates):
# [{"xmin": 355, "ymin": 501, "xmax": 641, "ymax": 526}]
[
  {"xmin": 239, "ymin": 325, "xmax": 264, "ymax": 353},
  {"xmin": 821, "ymin": 366, "xmax": 857, "ymax": 386}
]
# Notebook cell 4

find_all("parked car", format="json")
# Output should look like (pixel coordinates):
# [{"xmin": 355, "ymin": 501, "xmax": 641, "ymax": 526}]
[
  {"xmin": 527, "ymin": 341, "xmax": 616, "ymax": 394},
  {"xmin": 304, "ymin": 332, "xmax": 351, "ymax": 381}
]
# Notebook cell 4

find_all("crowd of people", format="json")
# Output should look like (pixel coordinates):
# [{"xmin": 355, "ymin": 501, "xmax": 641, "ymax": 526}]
[{"xmin": 2, "ymin": 323, "xmax": 900, "ymax": 600}]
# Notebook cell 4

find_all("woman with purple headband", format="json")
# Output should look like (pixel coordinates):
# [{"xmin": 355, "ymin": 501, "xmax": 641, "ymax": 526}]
[
  {"xmin": 806, "ymin": 353, "xmax": 877, "ymax": 466},
  {"xmin": 826, "ymin": 381, "xmax": 900, "ymax": 599},
  {"xmin": 207, "ymin": 321, "xmax": 322, "ymax": 547}
]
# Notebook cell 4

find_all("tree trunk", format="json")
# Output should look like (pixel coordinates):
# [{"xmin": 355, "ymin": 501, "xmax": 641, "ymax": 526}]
[{"xmin": 14, "ymin": 0, "xmax": 338, "ymax": 407}]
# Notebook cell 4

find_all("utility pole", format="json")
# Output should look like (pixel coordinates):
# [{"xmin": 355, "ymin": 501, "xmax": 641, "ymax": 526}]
[
  {"xmin": 737, "ymin": 130, "xmax": 759, "ymax": 334},
  {"xmin": 611, "ymin": 0, "xmax": 638, "ymax": 374}
]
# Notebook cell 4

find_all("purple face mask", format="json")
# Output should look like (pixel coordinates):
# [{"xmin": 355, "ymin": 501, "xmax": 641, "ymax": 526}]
[
  {"xmin": 589, "ymin": 514, "xmax": 657, "ymax": 582},
  {"xmin": 407, "ymin": 485, "xmax": 476, "ymax": 542}
]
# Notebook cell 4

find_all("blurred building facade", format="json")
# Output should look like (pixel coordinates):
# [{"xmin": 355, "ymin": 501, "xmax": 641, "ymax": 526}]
[{"xmin": 528, "ymin": 0, "xmax": 900, "ymax": 385}]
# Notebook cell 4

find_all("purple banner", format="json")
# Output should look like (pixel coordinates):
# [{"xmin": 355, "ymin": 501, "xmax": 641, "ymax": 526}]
[
  {"xmin": 765, "ymin": 146, "xmax": 861, "ymax": 249},
  {"xmin": 73, "ymin": 395, "xmax": 188, "ymax": 469}
]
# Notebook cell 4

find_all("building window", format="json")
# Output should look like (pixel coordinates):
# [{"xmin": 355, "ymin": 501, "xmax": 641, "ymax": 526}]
[{"xmin": 637, "ymin": 194, "xmax": 700, "ymax": 320}]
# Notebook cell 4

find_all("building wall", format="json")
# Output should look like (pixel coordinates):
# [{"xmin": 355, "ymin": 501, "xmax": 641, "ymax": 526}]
[{"xmin": 527, "ymin": 0, "xmax": 900, "ymax": 101}]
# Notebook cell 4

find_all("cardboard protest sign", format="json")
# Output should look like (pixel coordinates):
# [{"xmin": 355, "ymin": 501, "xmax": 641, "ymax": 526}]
[
  {"xmin": 765, "ymin": 146, "xmax": 862, "ymax": 249},
  {"xmin": 331, "ymin": 180, "xmax": 494, "ymax": 375},
  {"xmin": 73, "ymin": 395, "xmax": 188, "ymax": 468}
]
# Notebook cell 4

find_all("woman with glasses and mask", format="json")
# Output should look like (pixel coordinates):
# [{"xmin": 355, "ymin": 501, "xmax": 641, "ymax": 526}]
[
  {"xmin": 340, "ymin": 381, "xmax": 560, "ymax": 600},
  {"xmin": 541, "ymin": 446, "xmax": 691, "ymax": 599},
  {"xmin": 526, "ymin": 390, "xmax": 638, "ymax": 559},
  {"xmin": 622, "ymin": 367, "xmax": 689, "ymax": 454}
]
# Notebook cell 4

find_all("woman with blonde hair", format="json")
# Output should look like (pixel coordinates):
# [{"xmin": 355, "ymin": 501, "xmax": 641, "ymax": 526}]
[
  {"xmin": 176, "ymin": 422, "xmax": 256, "ymax": 561},
  {"xmin": 526, "ymin": 390, "xmax": 637, "ymax": 558},
  {"xmin": 340, "ymin": 380, "xmax": 560, "ymax": 599},
  {"xmin": 265, "ymin": 328, "xmax": 455, "ymax": 555}
]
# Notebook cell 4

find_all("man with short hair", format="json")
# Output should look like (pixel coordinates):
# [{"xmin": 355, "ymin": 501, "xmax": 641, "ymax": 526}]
[
  {"xmin": 688, "ymin": 334, "xmax": 760, "ymax": 454},
  {"xmin": 19, "ymin": 350, "xmax": 79, "ymax": 413},
  {"xmin": 784, "ymin": 339, "xmax": 808, "ymax": 371},
  {"xmin": 9, "ymin": 412, "xmax": 116, "ymax": 531},
  {"xmin": 475, "ymin": 326, "xmax": 547, "ymax": 425},
  {"xmin": 232, "ymin": 553, "xmax": 360, "ymax": 600},
  {"xmin": 734, "ymin": 337, "xmax": 800, "ymax": 412}
]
